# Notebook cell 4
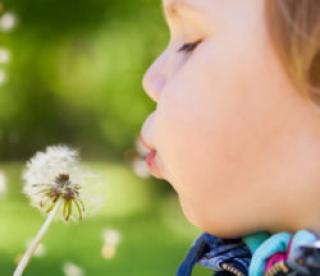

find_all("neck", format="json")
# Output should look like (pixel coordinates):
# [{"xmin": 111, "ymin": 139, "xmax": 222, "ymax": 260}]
[{"xmin": 267, "ymin": 109, "xmax": 320, "ymax": 236}]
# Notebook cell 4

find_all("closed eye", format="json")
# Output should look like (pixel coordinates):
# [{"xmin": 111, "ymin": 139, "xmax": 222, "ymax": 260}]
[{"xmin": 178, "ymin": 39, "xmax": 202, "ymax": 53}]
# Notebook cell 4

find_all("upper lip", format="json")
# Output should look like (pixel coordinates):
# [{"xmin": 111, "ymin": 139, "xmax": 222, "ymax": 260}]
[
  {"xmin": 139, "ymin": 135, "xmax": 155, "ymax": 152},
  {"xmin": 140, "ymin": 111, "xmax": 156, "ymax": 152}
]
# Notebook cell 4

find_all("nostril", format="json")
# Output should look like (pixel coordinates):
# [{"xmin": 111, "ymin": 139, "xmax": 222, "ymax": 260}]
[{"xmin": 143, "ymin": 74, "xmax": 165, "ymax": 103}]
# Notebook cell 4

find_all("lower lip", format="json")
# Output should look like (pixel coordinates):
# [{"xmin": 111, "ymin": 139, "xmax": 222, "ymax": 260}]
[
  {"xmin": 146, "ymin": 149, "xmax": 156, "ymax": 167},
  {"xmin": 145, "ymin": 150, "xmax": 162, "ymax": 178}
]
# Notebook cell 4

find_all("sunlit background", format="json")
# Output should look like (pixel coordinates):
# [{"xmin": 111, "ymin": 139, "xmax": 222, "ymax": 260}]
[{"xmin": 0, "ymin": 0, "xmax": 209, "ymax": 275}]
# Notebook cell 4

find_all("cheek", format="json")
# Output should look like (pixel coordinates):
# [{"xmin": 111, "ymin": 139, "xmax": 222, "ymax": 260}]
[
  {"xmin": 154, "ymin": 51, "xmax": 270, "ymax": 197},
  {"xmin": 156, "ymin": 91, "xmax": 257, "ymax": 195},
  {"xmin": 152, "ymin": 34, "xmax": 295, "ymax": 234}
]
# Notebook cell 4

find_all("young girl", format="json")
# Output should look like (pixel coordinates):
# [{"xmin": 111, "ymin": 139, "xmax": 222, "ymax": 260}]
[{"xmin": 140, "ymin": 0, "xmax": 320, "ymax": 275}]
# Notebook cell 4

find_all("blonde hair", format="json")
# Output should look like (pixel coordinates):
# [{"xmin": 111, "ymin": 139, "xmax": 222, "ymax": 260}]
[{"xmin": 265, "ymin": 0, "xmax": 320, "ymax": 104}]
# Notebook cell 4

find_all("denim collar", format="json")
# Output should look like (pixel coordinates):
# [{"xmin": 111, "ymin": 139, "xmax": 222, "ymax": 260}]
[
  {"xmin": 176, "ymin": 230, "xmax": 320, "ymax": 276},
  {"xmin": 176, "ymin": 232, "xmax": 254, "ymax": 276}
]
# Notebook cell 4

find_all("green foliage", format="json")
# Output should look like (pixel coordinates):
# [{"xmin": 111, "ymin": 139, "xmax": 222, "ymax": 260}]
[{"xmin": 0, "ymin": 0, "xmax": 168, "ymax": 160}]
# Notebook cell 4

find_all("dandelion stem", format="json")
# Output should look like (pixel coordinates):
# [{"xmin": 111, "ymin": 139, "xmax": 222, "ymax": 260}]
[{"xmin": 13, "ymin": 198, "xmax": 63, "ymax": 276}]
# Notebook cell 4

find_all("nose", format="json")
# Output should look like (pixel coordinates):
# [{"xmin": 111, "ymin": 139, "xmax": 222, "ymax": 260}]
[{"xmin": 142, "ymin": 54, "xmax": 167, "ymax": 103}]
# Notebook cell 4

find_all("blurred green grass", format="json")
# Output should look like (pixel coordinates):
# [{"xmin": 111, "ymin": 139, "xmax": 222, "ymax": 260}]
[{"xmin": 0, "ymin": 163, "xmax": 211, "ymax": 275}]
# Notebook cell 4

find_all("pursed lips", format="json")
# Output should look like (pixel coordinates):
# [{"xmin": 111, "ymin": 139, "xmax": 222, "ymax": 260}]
[{"xmin": 140, "ymin": 112, "xmax": 166, "ymax": 179}]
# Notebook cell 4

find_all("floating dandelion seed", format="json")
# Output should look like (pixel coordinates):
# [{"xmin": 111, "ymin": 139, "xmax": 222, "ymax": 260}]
[
  {"xmin": 135, "ymin": 136, "xmax": 149, "ymax": 156},
  {"xmin": 0, "ymin": 12, "xmax": 17, "ymax": 32},
  {"xmin": 0, "ymin": 70, "xmax": 7, "ymax": 85},
  {"xmin": 63, "ymin": 262, "xmax": 85, "ymax": 276},
  {"xmin": 0, "ymin": 170, "xmax": 7, "ymax": 197},
  {"xmin": 132, "ymin": 158, "xmax": 150, "ymax": 179},
  {"xmin": 25, "ymin": 240, "xmax": 46, "ymax": 257},
  {"xmin": 14, "ymin": 145, "xmax": 87, "ymax": 276},
  {"xmin": 101, "ymin": 228, "xmax": 122, "ymax": 260},
  {"xmin": 15, "ymin": 241, "xmax": 46, "ymax": 264},
  {"xmin": 101, "ymin": 243, "xmax": 116, "ymax": 259},
  {"xmin": 0, "ymin": 48, "xmax": 10, "ymax": 64},
  {"xmin": 129, "ymin": 137, "xmax": 150, "ymax": 179},
  {"xmin": 103, "ymin": 228, "xmax": 121, "ymax": 245}
]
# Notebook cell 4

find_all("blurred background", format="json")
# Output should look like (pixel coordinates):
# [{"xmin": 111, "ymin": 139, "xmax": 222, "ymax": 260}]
[{"xmin": 0, "ymin": 0, "xmax": 209, "ymax": 275}]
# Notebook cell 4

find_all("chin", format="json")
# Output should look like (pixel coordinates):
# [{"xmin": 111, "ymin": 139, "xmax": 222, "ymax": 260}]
[
  {"xmin": 200, "ymin": 219, "xmax": 265, "ymax": 239},
  {"xmin": 178, "ymin": 195, "xmax": 255, "ymax": 238},
  {"xmin": 202, "ymin": 226, "xmax": 246, "ymax": 239},
  {"xmin": 183, "ymin": 208, "xmax": 251, "ymax": 238}
]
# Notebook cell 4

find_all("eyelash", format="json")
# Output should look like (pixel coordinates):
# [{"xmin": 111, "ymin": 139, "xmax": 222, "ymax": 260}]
[{"xmin": 178, "ymin": 39, "xmax": 202, "ymax": 53}]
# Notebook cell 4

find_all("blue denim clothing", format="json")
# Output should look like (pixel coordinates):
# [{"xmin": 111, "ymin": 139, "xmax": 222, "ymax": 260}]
[
  {"xmin": 176, "ymin": 230, "xmax": 320, "ymax": 276},
  {"xmin": 176, "ymin": 232, "xmax": 252, "ymax": 276}
]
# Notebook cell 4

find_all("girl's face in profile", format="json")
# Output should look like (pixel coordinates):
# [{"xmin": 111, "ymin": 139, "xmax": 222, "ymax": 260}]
[{"xmin": 141, "ymin": 0, "xmax": 320, "ymax": 237}]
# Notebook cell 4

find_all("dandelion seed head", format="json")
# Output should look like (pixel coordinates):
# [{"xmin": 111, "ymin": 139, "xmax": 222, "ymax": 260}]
[
  {"xmin": 23, "ymin": 145, "xmax": 79, "ymax": 187},
  {"xmin": 23, "ymin": 145, "xmax": 79, "ymax": 193},
  {"xmin": 23, "ymin": 145, "xmax": 86, "ymax": 221},
  {"xmin": 22, "ymin": 144, "xmax": 102, "ymax": 223}
]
